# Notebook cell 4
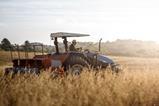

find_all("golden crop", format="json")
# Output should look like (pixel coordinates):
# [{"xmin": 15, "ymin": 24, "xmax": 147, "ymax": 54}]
[{"xmin": 0, "ymin": 55, "xmax": 159, "ymax": 106}]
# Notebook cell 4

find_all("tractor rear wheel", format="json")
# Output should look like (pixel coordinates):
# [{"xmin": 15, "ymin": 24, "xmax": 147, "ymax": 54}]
[{"xmin": 65, "ymin": 55, "xmax": 89, "ymax": 75}]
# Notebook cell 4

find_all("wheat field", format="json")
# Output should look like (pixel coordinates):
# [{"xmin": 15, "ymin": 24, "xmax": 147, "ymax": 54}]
[{"xmin": 0, "ymin": 54, "xmax": 159, "ymax": 106}]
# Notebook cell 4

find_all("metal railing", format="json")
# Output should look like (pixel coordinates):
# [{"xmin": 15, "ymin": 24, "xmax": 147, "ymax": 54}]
[{"xmin": 9, "ymin": 44, "xmax": 44, "ymax": 61}]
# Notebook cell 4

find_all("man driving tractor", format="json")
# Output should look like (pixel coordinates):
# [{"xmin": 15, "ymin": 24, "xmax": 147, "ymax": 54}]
[{"xmin": 69, "ymin": 40, "xmax": 77, "ymax": 51}]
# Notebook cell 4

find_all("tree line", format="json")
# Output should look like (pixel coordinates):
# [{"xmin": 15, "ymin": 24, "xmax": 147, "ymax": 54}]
[
  {"xmin": 0, "ymin": 38, "xmax": 34, "ymax": 52},
  {"xmin": 0, "ymin": 38, "xmax": 54, "ymax": 53}
]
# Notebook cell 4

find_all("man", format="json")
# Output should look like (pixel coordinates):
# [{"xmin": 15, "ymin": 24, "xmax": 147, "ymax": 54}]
[{"xmin": 69, "ymin": 40, "xmax": 77, "ymax": 51}]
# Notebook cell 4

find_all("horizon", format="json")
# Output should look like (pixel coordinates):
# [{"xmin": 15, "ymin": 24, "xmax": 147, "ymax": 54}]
[{"xmin": 0, "ymin": 37, "xmax": 158, "ymax": 46}]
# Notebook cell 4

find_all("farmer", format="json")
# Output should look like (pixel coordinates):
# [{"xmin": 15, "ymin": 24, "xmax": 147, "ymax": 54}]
[{"xmin": 69, "ymin": 40, "xmax": 77, "ymax": 51}]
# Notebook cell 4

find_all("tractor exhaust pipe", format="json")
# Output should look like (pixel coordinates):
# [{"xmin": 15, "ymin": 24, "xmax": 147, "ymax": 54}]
[{"xmin": 99, "ymin": 38, "xmax": 102, "ymax": 52}]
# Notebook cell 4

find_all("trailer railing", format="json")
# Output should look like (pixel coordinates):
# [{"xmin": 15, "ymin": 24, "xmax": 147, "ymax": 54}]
[{"xmin": 9, "ymin": 44, "xmax": 44, "ymax": 61}]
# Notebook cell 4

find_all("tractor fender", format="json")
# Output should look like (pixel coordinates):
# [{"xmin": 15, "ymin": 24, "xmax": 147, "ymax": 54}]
[
  {"xmin": 63, "ymin": 52, "xmax": 89, "ymax": 68},
  {"xmin": 62, "ymin": 52, "xmax": 90, "ymax": 72},
  {"xmin": 65, "ymin": 52, "xmax": 88, "ymax": 62}
]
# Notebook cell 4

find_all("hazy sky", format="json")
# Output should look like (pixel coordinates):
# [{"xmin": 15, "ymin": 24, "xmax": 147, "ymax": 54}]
[{"xmin": 0, "ymin": 0, "xmax": 159, "ymax": 44}]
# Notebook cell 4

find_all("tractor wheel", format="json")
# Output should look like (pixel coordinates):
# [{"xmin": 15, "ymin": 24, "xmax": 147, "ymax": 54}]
[{"xmin": 65, "ymin": 56, "xmax": 89, "ymax": 75}]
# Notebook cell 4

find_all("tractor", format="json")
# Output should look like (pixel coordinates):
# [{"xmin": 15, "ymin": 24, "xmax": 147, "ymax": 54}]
[{"xmin": 4, "ymin": 32, "xmax": 121, "ymax": 76}]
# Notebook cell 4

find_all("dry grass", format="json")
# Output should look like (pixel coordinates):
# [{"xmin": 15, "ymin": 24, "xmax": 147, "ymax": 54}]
[{"xmin": 0, "ymin": 56, "xmax": 159, "ymax": 106}]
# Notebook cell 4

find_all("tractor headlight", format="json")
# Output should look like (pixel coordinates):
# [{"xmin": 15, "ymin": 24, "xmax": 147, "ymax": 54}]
[{"xmin": 111, "ymin": 64, "xmax": 122, "ymax": 73}]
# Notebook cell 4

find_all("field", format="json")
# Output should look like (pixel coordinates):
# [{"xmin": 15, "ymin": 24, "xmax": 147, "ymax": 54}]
[{"xmin": 0, "ymin": 51, "xmax": 159, "ymax": 106}]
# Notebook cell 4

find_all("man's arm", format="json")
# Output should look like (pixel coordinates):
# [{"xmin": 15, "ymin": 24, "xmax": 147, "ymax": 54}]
[{"xmin": 69, "ymin": 44, "xmax": 77, "ymax": 51}]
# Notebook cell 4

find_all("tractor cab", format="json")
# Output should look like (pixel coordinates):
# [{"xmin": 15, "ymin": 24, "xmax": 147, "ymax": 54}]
[{"xmin": 50, "ymin": 32, "xmax": 90, "ymax": 53}]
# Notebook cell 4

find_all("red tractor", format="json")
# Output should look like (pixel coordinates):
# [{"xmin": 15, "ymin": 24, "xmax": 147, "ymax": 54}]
[{"xmin": 4, "ymin": 32, "xmax": 120, "ymax": 76}]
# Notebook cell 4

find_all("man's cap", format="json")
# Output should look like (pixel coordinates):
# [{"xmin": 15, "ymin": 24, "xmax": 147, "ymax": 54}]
[{"xmin": 72, "ymin": 40, "xmax": 76, "ymax": 43}]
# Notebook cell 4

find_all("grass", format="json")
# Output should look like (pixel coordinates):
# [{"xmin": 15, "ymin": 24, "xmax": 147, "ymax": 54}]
[
  {"xmin": 0, "ymin": 52, "xmax": 159, "ymax": 106},
  {"xmin": 0, "ymin": 51, "xmax": 12, "ymax": 66}
]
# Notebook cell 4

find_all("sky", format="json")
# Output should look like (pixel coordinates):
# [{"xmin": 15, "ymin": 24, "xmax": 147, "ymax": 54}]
[{"xmin": 0, "ymin": 0, "xmax": 159, "ymax": 45}]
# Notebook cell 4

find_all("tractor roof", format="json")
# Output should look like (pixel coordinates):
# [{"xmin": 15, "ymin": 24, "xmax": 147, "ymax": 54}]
[{"xmin": 50, "ymin": 32, "xmax": 90, "ymax": 38}]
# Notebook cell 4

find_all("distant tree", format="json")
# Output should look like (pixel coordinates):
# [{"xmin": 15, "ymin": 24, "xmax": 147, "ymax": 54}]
[
  {"xmin": 24, "ymin": 40, "xmax": 32, "ymax": 51},
  {"xmin": 25, "ymin": 40, "xmax": 30, "ymax": 47},
  {"xmin": 1, "ymin": 38, "xmax": 12, "ymax": 51}
]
